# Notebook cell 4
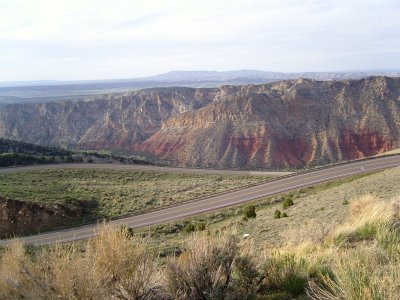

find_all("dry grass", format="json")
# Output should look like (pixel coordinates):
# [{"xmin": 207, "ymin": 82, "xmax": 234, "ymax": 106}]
[
  {"xmin": 272, "ymin": 194, "xmax": 400, "ymax": 300},
  {"xmin": 307, "ymin": 247, "xmax": 400, "ymax": 300},
  {"xmin": 329, "ymin": 194, "xmax": 398, "ymax": 246}
]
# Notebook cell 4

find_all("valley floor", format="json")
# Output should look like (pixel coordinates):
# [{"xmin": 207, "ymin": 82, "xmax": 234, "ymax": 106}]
[{"xmin": 0, "ymin": 168, "xmax": 270, "ymax": 235}]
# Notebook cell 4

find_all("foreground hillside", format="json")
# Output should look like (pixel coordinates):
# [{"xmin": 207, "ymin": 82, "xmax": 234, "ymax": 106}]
[
  {"xmin": 1, "ymin": 77, "xmax": 399, "ymax": 169},
  {"xmin": 1, "ymin": 193, "xmax": 399, "ymax": 299}
]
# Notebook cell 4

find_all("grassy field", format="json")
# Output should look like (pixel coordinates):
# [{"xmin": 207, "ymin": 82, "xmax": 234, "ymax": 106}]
[
  {"xmin": 0, "ymin": 169, "xmax": 269, "ymax": 222},
  {"xmin": 137, "ymin": 166, "xmax": 400, "ymax": 252}
]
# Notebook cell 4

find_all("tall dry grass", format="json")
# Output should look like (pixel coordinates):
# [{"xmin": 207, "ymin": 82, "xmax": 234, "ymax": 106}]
[
  {"xmin": 0, "ymin": 226, "xmax": 162, "ymax": 299},
  {"xmin": 307, "ymin": 246, "xmax": 400, "ymax": 300},
  {"xmin": 306, "ymin": 195, "xmax": 400, "ymax": 300}
]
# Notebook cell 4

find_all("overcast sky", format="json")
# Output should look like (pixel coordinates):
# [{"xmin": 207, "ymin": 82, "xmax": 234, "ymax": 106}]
[{"xmin": 0, "ymin": 0, "xmax": 399, "ymax": 81}]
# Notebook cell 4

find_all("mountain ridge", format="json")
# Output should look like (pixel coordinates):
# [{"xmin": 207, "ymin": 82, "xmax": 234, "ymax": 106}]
[
  {"xmin": 2, "ymin": 69, "xmax": 400, "ymax": 100},
  {"xmin": 0, "ymin": 76, "xmax": 399, "ymax": 169}
]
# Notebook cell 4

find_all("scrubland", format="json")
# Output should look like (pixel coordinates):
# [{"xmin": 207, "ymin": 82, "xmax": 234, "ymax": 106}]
[
  {"xmin": 0, "ymin": 169, "xmax": 268, "ymax": 222},
  {"xmin": 1, "ymin": 192, "xmax": 399, "ymax": 299}
]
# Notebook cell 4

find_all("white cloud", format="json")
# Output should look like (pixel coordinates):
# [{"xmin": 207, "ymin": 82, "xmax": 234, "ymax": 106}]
[
  {"xmin": 0, "ymin": 0, "xmax": 399, "ymax": 80},
  {"xmin": 61, "ymin": 57, "xmax": 79, "ymax": 62}
]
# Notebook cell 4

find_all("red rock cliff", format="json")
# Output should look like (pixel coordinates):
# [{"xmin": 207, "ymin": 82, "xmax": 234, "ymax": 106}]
[{"xmin": 135, "ymin": 77, "xmax": 400, "ymax": 169}]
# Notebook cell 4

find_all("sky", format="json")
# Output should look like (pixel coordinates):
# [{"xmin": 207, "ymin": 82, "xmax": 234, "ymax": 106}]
[{"xmin": 0, "ymin": 0, "xmax": 399, "ymax": 81}]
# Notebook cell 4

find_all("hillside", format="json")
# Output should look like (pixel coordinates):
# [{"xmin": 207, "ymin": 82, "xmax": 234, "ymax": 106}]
[
  {"xmin": 0, "ymin": 138, "xmax": 73, "ymax": 167},
  {"xmin": 0, "ymin": 138, "xmax": 150, "ymax": 167},
  {"xmin": 1, "ymin": 191, "xmax": 399, "ymax": 299},
  {"xmin": 0, "ymin": 138, "xmax": 71, "ymax": 156},
  {"xmin": 148, "ymin": 166, "xmax": 400, "ymax": 249},
  {"xmin": 1, "ymin": 77, "xmax": 399, "ymax": 169}
]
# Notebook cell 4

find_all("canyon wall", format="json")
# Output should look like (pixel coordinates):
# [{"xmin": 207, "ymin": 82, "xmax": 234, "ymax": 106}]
[{"xmin": 1, "ymin": 77, "xmax": 399, "ymax": 169}]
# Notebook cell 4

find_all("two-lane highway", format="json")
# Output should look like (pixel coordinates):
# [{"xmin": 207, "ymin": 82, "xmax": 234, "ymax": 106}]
[{"xmin": 1, "ymin": 155, "xmax": 399, "ymax": 246}]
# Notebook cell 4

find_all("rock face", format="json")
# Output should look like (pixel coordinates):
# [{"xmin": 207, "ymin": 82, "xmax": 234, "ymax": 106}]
[
  {"xmin": 0, "ymin": 197, "xmax": 82, "ymax": 238},
  {"xmin": 136, "ymin": 77, "xmax": 400, "ymax": 169},
  {"xmin": 0, "ymin": 87, "xmax": 215, "ymax": 150},
  {"xmin": 0, "ymin": 77, "xmax": 399, "ymax": 169}
]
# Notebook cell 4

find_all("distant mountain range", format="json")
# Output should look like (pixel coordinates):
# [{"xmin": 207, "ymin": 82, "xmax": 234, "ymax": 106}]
[
  {"xmin": 1, "ymin": 69, "xmax": 400, "ymax": 101},
  {"xmin": 1, "ymin": 76, "xmax": 399, "ymax": 170}
]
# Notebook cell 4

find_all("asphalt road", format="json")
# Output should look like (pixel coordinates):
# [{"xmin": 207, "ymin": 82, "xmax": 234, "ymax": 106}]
[
  {"xmin": 1, "ymin": 155, "xmax": 399, "ymax": 246},
  {"xmin": 0, "ymin": 163, "xmax": 291, "ymax": 176}
]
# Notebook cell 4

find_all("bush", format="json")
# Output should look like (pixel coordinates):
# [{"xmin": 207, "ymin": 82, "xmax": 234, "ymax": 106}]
[
  {"xmin": 196, "ymin": 222, "xmax": 206, "ymax": 231},
  {"xmin": 164, "ymin": 234, "xmax": 239, "ymax": 299},
  {"xmin": 184, "ymin": 223, "xmax": 195, "ymax": 233},
  {"xmin": 234, "ymin": 256, "xmax": 260, "ymax": 298},
  {"xmin": 0, "ymin": 225, "xmax": 162, "ymax": 299},
  {"xmin": 274, "ymin": 209, "xmax": 282, "ymax": 219},
  {"xmin": 283, "ymin": 198, "xmax": 294, "ymax": 209},
  {"xmin": 281, "ymin": 212, "xmax": 288, "ymax": 218},
  {"xmin": 243, "ymin": 205, "xmax": 257, "ymax": 219}
]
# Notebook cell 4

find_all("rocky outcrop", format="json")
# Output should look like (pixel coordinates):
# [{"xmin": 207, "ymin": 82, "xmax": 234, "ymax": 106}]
[
  {"xmin": 0, "ymin": 87, "xmax": 215, "ymax": 150},
  {"xmin": 0, "ymin": 197, "xmax": 82, "ymax": 238},
  {"xmin": 135, "ymin": 77, "xmax": 400, "ymax": 169},
  {"xmin": 0, "ymin": 77, "xmax": 399, "ymax": 169}
]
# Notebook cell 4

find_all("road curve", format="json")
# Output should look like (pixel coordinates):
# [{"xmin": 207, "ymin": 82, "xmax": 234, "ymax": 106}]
[
  {"xmin": 0, "ymin": 163, "xmax": 291, "ymax": 177},
  {"xmin": 1, "ymin": 155, "xmax": 399, "ymax": 246}
]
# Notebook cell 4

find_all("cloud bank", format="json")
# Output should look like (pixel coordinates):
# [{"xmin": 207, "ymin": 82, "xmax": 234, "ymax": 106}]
[{"xmin": 0, "ymin": 0, "xmax": 399, "ymax": 80}]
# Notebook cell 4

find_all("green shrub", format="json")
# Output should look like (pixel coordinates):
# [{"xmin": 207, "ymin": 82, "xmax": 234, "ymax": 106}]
[
  {"xmin": 243, "ymin": 205, "xmax": 257, "ymax": 219},
  {"xmin": 283, "ymin": 273, "xmax": 307, "ymax": 297},
  {"xmin": 184, "ymin": 223, "xmax": 195, "ymax": 233},
  {"xmin": 342, "ymin": 199, "xmax": 349, "ymax": 205},
  {"xmin": 196, "ymin": 222, "xmax": 206, "ymax": 231},
  {"xmin": 355, "ymin": 222, "xmax": 377, "ymax": 241},
  {"xmin": 281, "ymin": 212, "xmax": 288, "ymax": 218},
  {"xmin": 274, "ymin": 209, "xmax": 282, "ymax": 219},
  {"xmin": 262, "ymin": 255, "xmax": 308, "ymax": 298},
  {"xmin": 282, "ymin": 198, "xmax": 294, "ymax": 209},
  {"xmin": 234, "ymin": 256, "xmax": 260, "ymax": 298}
]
